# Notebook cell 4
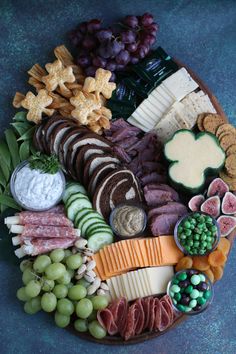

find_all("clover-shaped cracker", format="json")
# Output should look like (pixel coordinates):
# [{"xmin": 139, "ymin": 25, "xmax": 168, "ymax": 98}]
[
  {"xmin": 21, "ymin": 89, "xmax": 55, "ymax": 124},
  {"xmin": 164, "ymin": 130, "xmax": 225, "ymax": 193},
  {"xmin": 42, "ymin": 59, "xmax": 75, "ymax": 94},
  {"xmin": 70, "ymin": 92, "xmax": 101, "ymax": 124},
  {"xmin": 83, "ymin": 68, "xmax": 116, "ymax": 99}
]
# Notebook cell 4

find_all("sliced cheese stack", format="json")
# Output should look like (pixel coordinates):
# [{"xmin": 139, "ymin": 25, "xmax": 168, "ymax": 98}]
[
  {"xmin": 107, "ymin": 266, "xmax": 174, "ymax": 301},
  {"xmin": 93, "ymin": 235, "xmax": 183, "ymax": 280},
  {"xmin": 154, "ymin": 91, "xmax": 217, "ymax": 143},
  {"xmin": 127, "ymin": 68, "xmax": 198, "ymax": 132}
]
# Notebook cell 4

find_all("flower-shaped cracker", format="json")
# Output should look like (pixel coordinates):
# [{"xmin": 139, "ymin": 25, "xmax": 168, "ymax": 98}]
[
  {"xmin": 83, "ymin": 68, "xmax": 116, "ymax": 99},
  {"xmin": 42, "ymin": 59, "xmax": 75, "ymax": 95},
  {"xmin": 70, "ymin": 92, "xmax": 101, "ymax": 125},
  {"xmin": 21, "ymin": 89, "xmax": 55, "ymax": 124}
]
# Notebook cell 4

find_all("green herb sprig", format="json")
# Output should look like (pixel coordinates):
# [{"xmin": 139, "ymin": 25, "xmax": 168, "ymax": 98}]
[{"xmin": 29, "ymin": 152, "xmax": 61, "ymax": 174}]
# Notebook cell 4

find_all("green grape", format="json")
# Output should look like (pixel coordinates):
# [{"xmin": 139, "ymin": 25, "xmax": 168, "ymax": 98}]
[
  {"xmin": 40, "ymin": 277, "xmax": 55, "ymax": 292},
  {"xmin": 50, "ymin": 249, "xmax": 65, "ymax": 263},
  {"xmin": 29, "ymin": 296, "xmax": 42, "ymax": 313},
  {"xmin": 25, "ymin": 280, "xmax": 41, "ymax": 298},
  {"xmin": 20, "ymin": 260, "xmax": 33, "ymax": 272},
  {"xmin": 57, "ymin": 298, "xmax": 74, "ymax": 316},
  {"xmin": 53, "ymin": 284, "xmax": 68, "ymax": 299},
  {"xmin": 91, "ymin": 296, "xmax": 109, "ymax": 310},
  {"xmin": 77, "ymin": 279, "xmax": 90, "ymax": 288},
  {"xmin": 74, "ymin": 319, "xmax": 88, "ymax": 332},
  {"xmin": 16, "ymin": 287, "xmax": 31, "ymax": 302},
  {"xmin": 22, "ymin": 268, "xmax": 36, "ymax": 285},
  {"xmin": 66, "ymin": 254, "xmax": 83, "ymax": 270},
  {"xmin": 68, "ymin": 285, "xmax": 87, "ymax": 301},
  {"xmin": 67, "ymin": 282, "xmax": 74, "ymax": 289},
  {"xmin": 88, "ymin": 320, "xmax": 107, "ymax": 339},
  {"xmin": 24, "ymin": 301, "xmax": 38, "ymax": 315},
  {"xmin": 56, "ymin": 271, "xmax": 71, "ymax": 285},
  {"xmin": 62, "ymin": 249, "xmax": 72, "ymax": 263},
  {"xmin": 41, "ymin": 292, "xmax": 57, "ymax": 312},
  {"xmin": 67, "ymin": 268, "xmax": 75, "ymax": 278},
  {"xmin": 87, "ymin": 310, "xmax": 97, "ymax": 322},
  {"xmin": 76, "ymin": 298, "xmax": 93, "ymax": 319},
  {"xmin": 54, "ymin": 311, "xmax": 70, "ymax": 328},
  {"xmin": 45, "ymin": 263, "xmax": 66, "ymax": 280},
  {"xmin": 33, "ymin": 255, "xmax": 51, "ymax": 273}
]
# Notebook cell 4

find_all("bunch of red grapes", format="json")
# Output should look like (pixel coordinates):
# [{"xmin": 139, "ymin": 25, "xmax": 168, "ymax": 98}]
[{"xmin": 69, "ymin": 13, "xmax": 159, "ymax": 81}]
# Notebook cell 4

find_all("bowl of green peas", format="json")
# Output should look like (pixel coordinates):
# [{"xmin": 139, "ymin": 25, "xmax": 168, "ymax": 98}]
[
  {"xmin": 167, "ymin": 269, "xmax": 214, "ymax": 315},
  {"xmin": 174, "ymin": 212, "xmax": 220, "ymax": 256}
]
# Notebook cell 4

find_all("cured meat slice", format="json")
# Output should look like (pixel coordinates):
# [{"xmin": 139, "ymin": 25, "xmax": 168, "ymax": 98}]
[
  {"xmin": 47, "ymin": 205, "xmax": 65, "ymax": 214},
  {"xmin": 142, "ymin": 297, "xmax": 152, "ymax": 330},
  {"xmin": 113, "ymin": 145, "xmax": 131, "ymax": 163},
  {"xmin": 147, "ymin": 297, "xmax": 156, "ymax": 331},
  {"xmin": 144, "ymin": 189, "xmax": 174, "ymax": 207},
  {"xmin": 93, "ymin": 169, "xmax": 143, "ymax": 221},
  {"xmin": 160, "ymin": 295, "xmax": 174, "ymax": 324},
  {"xmin": 18, "ymin": 211, "xmax": 73, "ymax": 227},
  {"xmin": 83, "ymin": 153, "xmax": 121, "ymax": 186},
  {"xmin": 108, "ymin": 297, "xmax": 128, "ymax": 333},
  {"xmin": 97, "ymin": 308, "xmax": 118, "ymax": 335},
  {"xmin": 134, "ymin": 299, "xmax": 145, "ymax": 335},
  {"xmin": 159, "ymin": 301, "xmax": 171, "ymax": 332},
  {"xmin": 20, "ymin": 225, "xmax": 79, "ymax": 238},
  {"xmin": 15, "ymin": 237, "xmax": 75, "ymax": 258},
  {"xmin": 144, "ymin": 184, "xmax": 180, "ymax": 202},
  {"xmin": 148, "ymin": 202, "xmax": 187, "ymax": 219},
  {"xmin": 58, "ymin": 127, "xmax": 89, "ymax": 167},
  {"xmin": 123, "ymin": 303, "xmax": 136, "ymax": 340},
  {"xmin": 88, "ymin": 162, "xmax": 118, "ymax": 196},
  {"xmin": 154, "ymin": 297, "xmax": 162, "ymax": 330},
  {"xmin": 150, "ymin": 213, "xmax": 180, "ymax": 236},
  {"xmin": 140, "ymin": 172, "xmax": 167, "ymax": 186}
]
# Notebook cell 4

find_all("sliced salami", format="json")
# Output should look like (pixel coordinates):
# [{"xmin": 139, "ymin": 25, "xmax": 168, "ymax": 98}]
[
  {"xmin": 97, "ymin": 308, "xmax": 118, "ymax": 335},
  {"xmin": 134, "ymin": 298, "xmax": 145, "ymax": 335},
  {"xmin": 144, "ymin": 183, "xmax": 180, "ymax": 202},
  {"xmin": 148, "ymin": 202, "xmax": 187, "ymax": 220},
  {"xmin": 123, "ymin": 303, "xmax": 136, "ymax": 341},
  {"xmin": 159, "ymin": 301, "xmax": 171, "ymax": 332},
  {"xmin": 21, "ymin": 225, "xmax": 78, "ymax": 238},
  {"xmin": 18, "ymin": 211, "xmax": 73, "ymax": 227},
  {"xmin": 148, "ymin": 297, "xmax": 156, "ymax": 331}
]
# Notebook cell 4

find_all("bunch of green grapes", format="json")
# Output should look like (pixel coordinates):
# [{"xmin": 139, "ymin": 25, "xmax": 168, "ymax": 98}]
[{"xmin": 17, "ymin": 249, "xmax": 109, "ymax": 339}]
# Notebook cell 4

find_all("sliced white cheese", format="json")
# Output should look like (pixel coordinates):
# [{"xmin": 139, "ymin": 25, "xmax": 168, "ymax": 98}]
[
  {"xmin": 116, "ymin": 275, "xmax": 126, "ymax": 298},
  {"xmin": 147, "ymin": 94, "xmax": 168, "ymax": 113},
  {"xmin": 130, "ymin": 271, "xmax": 141, "ymax": 298},
  {"xmin": 137, "ymin": 105, "xmax": 158, "ymax": 126},
  {"xmin": 162, "ymin": 67, "xmax": 198, "ymax": 101},
  {"xmin": 132, "ymin": 110, "xmax": 154, "ymax": 129},
  {"xmin": 145, "ymin": 266, "xmax": 174, "ymax": 295},
  {"xmin": 137, "ymin": 269, "xmax": 149, "ymax": 297},
  {"xmin": 143, "ymin": 268, "xmax": 152, "ymax": 295},
  {"xmin": 155, "ymin": 85, "xmax": 174, "ymax": 105},
  {"xmin": 126, "ymin": 272, "xmax": 136, "ymax": 301},
  {"xmin": 127, "ymin": 116, "xmax": 150, "ymax": 132},
  {"xmin": 106, "ymin": 278, "xmax": 116, "ymax": 300},
  {"xmin": 110, "ymin": 276, "xmax": 121, "ymax": 299},
  {"xmin": 149, "ymin": 91, "xmax": 170, "ymax": 110},
  {"xmin": 121, "ymin": 273, "xmax": 131, "ymax": 300}
]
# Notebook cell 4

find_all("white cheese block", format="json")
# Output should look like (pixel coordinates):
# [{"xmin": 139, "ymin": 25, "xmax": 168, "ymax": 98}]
[
  {"xmin": 133, "ymin": 271, "xmax": 145, "ymax": 298},
  {"xmin": 127, "ymin": 116, "xmax": 150, "ymax": 132},
  {"xmin": 130, "ymin": 271, "xmax": 141, "ymax": 298},
  {"xmin": 162, "ymin": 67, "xmax": 198, "ymax": 101},
  {"xmin": 106, "ymin": 278, "xmax": 116, "ymax": 300},
  {"xmin": 145, "ymin": 266, "xmax": 174, "ymax": 294},
  {"xmin": 142, "ymin": 96, "xmax": 165, "ymax": 116},
  {"xmin": 121, "ymin": 273, "xmax": 131, "ymax": 299},
  {"xmin": 137, "ymin": 269, "xmax": 149, "ymax": 297},
  {"xmin": 126, "ymin": 271, "xmax": 137, "ymax": 300},
  {"xmin": 110, "ymin": 277, "xmax": 121, "ymax": 299},
  {"xmin": 132, "ymin": 109, "xmax": 154, "ymax": 129},
  {"xmin": 155, "ymin": 85, "xmax": 174, "ymax": 105},
  {"xmin": 137, "ymin": 105, "xmax": 158, "ymax": 126},
  {"xmin": 149, "ymin": 90, "xmax": 171, "ymax": 109}
]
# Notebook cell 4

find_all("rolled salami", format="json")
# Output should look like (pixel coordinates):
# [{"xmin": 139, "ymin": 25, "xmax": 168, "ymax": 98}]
[
  {"xmin": 10, "ymin": 225, "xmax": 80, "ymax": 238},
  {"xmin": 5, "ymin": 211, "xmax": 73, "ymax": 227}
]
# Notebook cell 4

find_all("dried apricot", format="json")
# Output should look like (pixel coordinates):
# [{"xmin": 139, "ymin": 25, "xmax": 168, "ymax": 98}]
[
  {"xmin": 211, "ymin": 266, "xmax": 224, "ymax": 282},
  {"xmin": 192, "ymin": 256, "xmax": 210, "ymax": 271},
  {"xmin": 204, "ymin": 268, "xmax": 214, "ymax": 283},
  {"xmin": 175, "ymin": 256, "xmax": 193, "ymax": 272},
  {"xmin": 208, "ymin": 250, "xmax": 227, "ymax": 267},
  {"xmin": 217, "ymin": 237, "xmax": 231, "ymax": 255}
]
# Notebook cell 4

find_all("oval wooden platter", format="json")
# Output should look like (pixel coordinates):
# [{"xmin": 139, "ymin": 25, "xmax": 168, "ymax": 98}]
[{"xmin": 69, "ymin": 61, "xmax": 235, "ymax": 345}]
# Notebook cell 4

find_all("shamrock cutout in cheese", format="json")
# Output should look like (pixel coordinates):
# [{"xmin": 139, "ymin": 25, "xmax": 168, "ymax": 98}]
[
  {"xmin": 83, "ymin": 68, "xmax": 116, "ymax": 99},
  {"xmin": 42, "ymin": 59, "xmax": 75, "ymax": 93},
  {"xmin": 70, "ymin": 91, "xmax": 101, "ymax": 124},
  {"xmin": 21, "ymin": 89, "xmax": 55, "ymax": 124},
  {"xmin": 164, "ymin": 130, "xmax": 226, "ymax": 193}
]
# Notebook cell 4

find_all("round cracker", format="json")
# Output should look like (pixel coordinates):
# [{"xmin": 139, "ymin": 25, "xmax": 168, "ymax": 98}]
[
  {"xmin": 225, "ymin": 154, "xmax": 236, "ymax": 178},
  {"xmin": 219, "ymin": 130, "xmax": 236, "ymax": 142},
  {"xmin": 216, "ymin": 123, "xmax": 235, "ymax": 138},
  {"xmin": 202, "ymin": 114, "xmax": 227, "ymax": 134},
  {"xmin": 226, "ymin": 144, "xmax": 236, "ymax": 156},
  {"xmin": 220, "ymin": 133, "xmax": 236, "ymax": 151},
  {"xmin": 197, "ymin": 113, "xmax": 208, "ymax": 131},
  {"xmin": 219, "ymin": 170, "xmax": 236, "ymax": 191}
]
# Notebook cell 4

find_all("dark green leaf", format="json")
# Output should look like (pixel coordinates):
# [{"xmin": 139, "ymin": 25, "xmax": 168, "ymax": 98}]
[
  {"xmin": 0, "ymin": 166, "xmax": 7, "ymax": 188},
  {"xmin": 0, "ymin": 203, "xmax": 8, "ymax": 213},
  {"xmin": 17, "ymin": 126, "xmax": 36, "ymax": 141},
  {"xmin": 11, "ymin": 122, "xmax": 33, "ymax": 136},
  {"xmin": 0, "ymin": 195, "xmax": 21, "ymax": 210},
  {"xmin": 0, "ymin": 139, "xmax": 11, "ymax": 168},
  {"xmin": 19, "ymin": 140, "xmax": 30, "ymax": 161},
  {"xmin": 29, "ymin": 152, "xmax": 61, "ymax": 174},
  {"xmin": 30, "ymin": 144, "xmax": 37, "ymax": 155},
  {"xmin": 0, "ymin": 159, "xmax": 10, "ymax": 182},
  {"xmin": 5, "ymin": 129, "xmax": 20, "ymax": 168},
  {"xmin": 13, "ymin": 111, "xmax": 27, "ymax": 122}
]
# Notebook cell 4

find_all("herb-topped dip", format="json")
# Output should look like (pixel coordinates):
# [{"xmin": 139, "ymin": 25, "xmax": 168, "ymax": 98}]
[{"xmin": 11, "ymin": 156, "xmax": 65, "ymax": 211}]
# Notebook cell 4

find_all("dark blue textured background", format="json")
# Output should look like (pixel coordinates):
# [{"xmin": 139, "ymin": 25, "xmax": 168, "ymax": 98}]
[{"xmin": 0, "ymin": 1, "xmax": 236, "ymax": 353}]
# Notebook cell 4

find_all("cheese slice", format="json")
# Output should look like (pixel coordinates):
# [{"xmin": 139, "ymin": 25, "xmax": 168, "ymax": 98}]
[
  {"xmin": 137, "ymin": 269, "xmax": 149, "ymax": 297},
  {"xmin": 117, "ymin": 275, "xmax": 126, "ymax": 298},
  {"xmin": 127, "ymin": 116, "xmax": 149, "ymax": 132},
  {"xmin": 148, "ymin": 92, "xmax": 170, "ymax": 111},
  {"xmin": 121, "ymin": 273, "xmax": 131, "ymax": 299},
  {"xmin": 110, "ymin": 276, "xmax": 121, "ymax": 298},
  {"xmin": 133, "ymin": 270, "xmax": 145, "ymax": 298},
  {"xmin": 126, "ymin": 271, "xmax": 137, "ymax": 301},
  {"xmin": 143, "ymin": 268, "xmax": 152, "ymax": 295},
  {"xmin": 154, "ymin": 85, "xmax": 174, "ymax": 105},
  {"xmin": 106, "ymin": 278, "xmax": 116, "ymax": 300},
  {"xmin": 159, "ymin": 235, "xmax": 183, "ymax": 265},
  {"xmin": 132, "ymin": 109, "xmax": 155, "ymax": 130},
  {"xmin": 130, "ymin": 271, "xmax": 140, "ymax": 298},
  {"xmin": 146, "ymin": 266, "xmax": 174, "ymax": 295}
]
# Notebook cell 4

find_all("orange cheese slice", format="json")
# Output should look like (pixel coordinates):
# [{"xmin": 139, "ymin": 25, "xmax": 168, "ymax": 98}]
[{"xmin": 159, "ymin": 236, "xmax": 183, "ymax": 265}]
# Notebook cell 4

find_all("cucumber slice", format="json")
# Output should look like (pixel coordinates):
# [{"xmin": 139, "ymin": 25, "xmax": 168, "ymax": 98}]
[
  {"xmin": 63, "ymin": 183, "xmax": 87, "ymax": 203},
  {"xmin": 74, "ymin": 208, "xmax": 94, "ymax": 228},
  {"xmin": 66, "ymin": 192, "xmax": 89, "ymax": 209},
  {"xmin": 81, "ymin": 217, "xmax": 105, "ymax": 237},
  {"xmin": 88, "ymin": 226, "xmax": 113, "ymax": 237},
  {"xmin": 67, "ymin": 198, "xmax": 92, "ymax": 221},
  {"xmin": 87, "ymin": 231, "xmax": 114, "ymax": 252},
  {"xmin": 87, "ymin": 222, "xmax": 108, "ymax": 235},
  {"xmin": 77, "ymin": 211, "xmax": 103, "ymax": 230}
]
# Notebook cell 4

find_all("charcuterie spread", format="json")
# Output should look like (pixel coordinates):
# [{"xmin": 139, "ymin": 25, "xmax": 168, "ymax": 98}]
[{"xmin": 0, "ymin": 12, "xmax": 235, "ymax": 344}]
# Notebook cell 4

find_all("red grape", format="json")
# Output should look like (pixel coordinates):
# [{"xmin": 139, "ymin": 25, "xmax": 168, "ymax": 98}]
[
  {"xmin": 78, "ymin": 22, "xmax": 88, "ymax": 34},
  {"xmin": 68, "ymin": 31, "xmax": 82, "ymax": 47},
  {"xmin": 110, "ymin": 72, "xmax": 116, "ymax": 82},
  {"xmin": 140, "ymin": 13, "xmax": 154, "ymax": 26},
  {"xmin": 85, "ymin": 66, "xmax": 97, "ymax": 76},
  {"xmin": 92, "ymin": 56, "xmax": 107, "ymax": 68},
  {"xmin": 126, "ymin": 42, "xmax": 138, "ymax": 53},
  {"xmin": 96, "ymin": 29, "xmax": 113, "ymax": 42},
  {"xmin": 106, "ymin": 60, "xmax": 117, "ymax": 72},
  {"xmin": 82, "ymin": 35, "xmax": 97, "ymax": 50},
  {"xmin": 123, "ymin": 15, "xmax": 139, "ymax": 28},
  {"xmin": 109, "ymin": 40, "xmax": 123, "ymax": 57},
  {"xmin": 98, "ymin": 41, "xmax": 113, "ymax": 58},
  {"xmin": 116, "ymin": 50, "xmax": 130, "ymax": 65},
  {"xmin": 135, "ymin": 45, "xmax": 149, "ymax": 59},
  {"xmin": 77, "ymin": 55, "xmax": 92, "ymax": 68},
  {"xmin": 116, "ymin": 64, "xmax": 126, "ymax": 71},
  {"xmin": 120, "ymin": 30, "xmax": 136, "ymax": 44},
  {"xmin": 87, "ymin": 19, "xmax": 101, "ymax": 33},
  {"xmin": 141, "ymin": 34, "xmax": 156, "ymax": 46},
  {"xmin": 130, "ymin": 56, "xmax": 139, "ymax": 64}
]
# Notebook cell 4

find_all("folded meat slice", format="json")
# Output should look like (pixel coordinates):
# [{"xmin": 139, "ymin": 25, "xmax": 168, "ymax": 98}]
[
  {"xmin": 144, "ymin": 189, "xmax": 174, "ymax": 207},
  {"xmin": 150, "ymin": 213, "xmax": 180, "ymax": 236},
  {"xmin": 140, "ymin": 172, "xmax": 167, "ymax": 186},
  {"xmin": 97, "ymin": 308, "xmax": 118, "ymax": 335},
  {"xmin": 148, "ymin": 202, "xmax": 187, "ymax": 219},
  {"xmin": 144, "ymin": 183, "xmax": 180, "ymax": 202}
]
